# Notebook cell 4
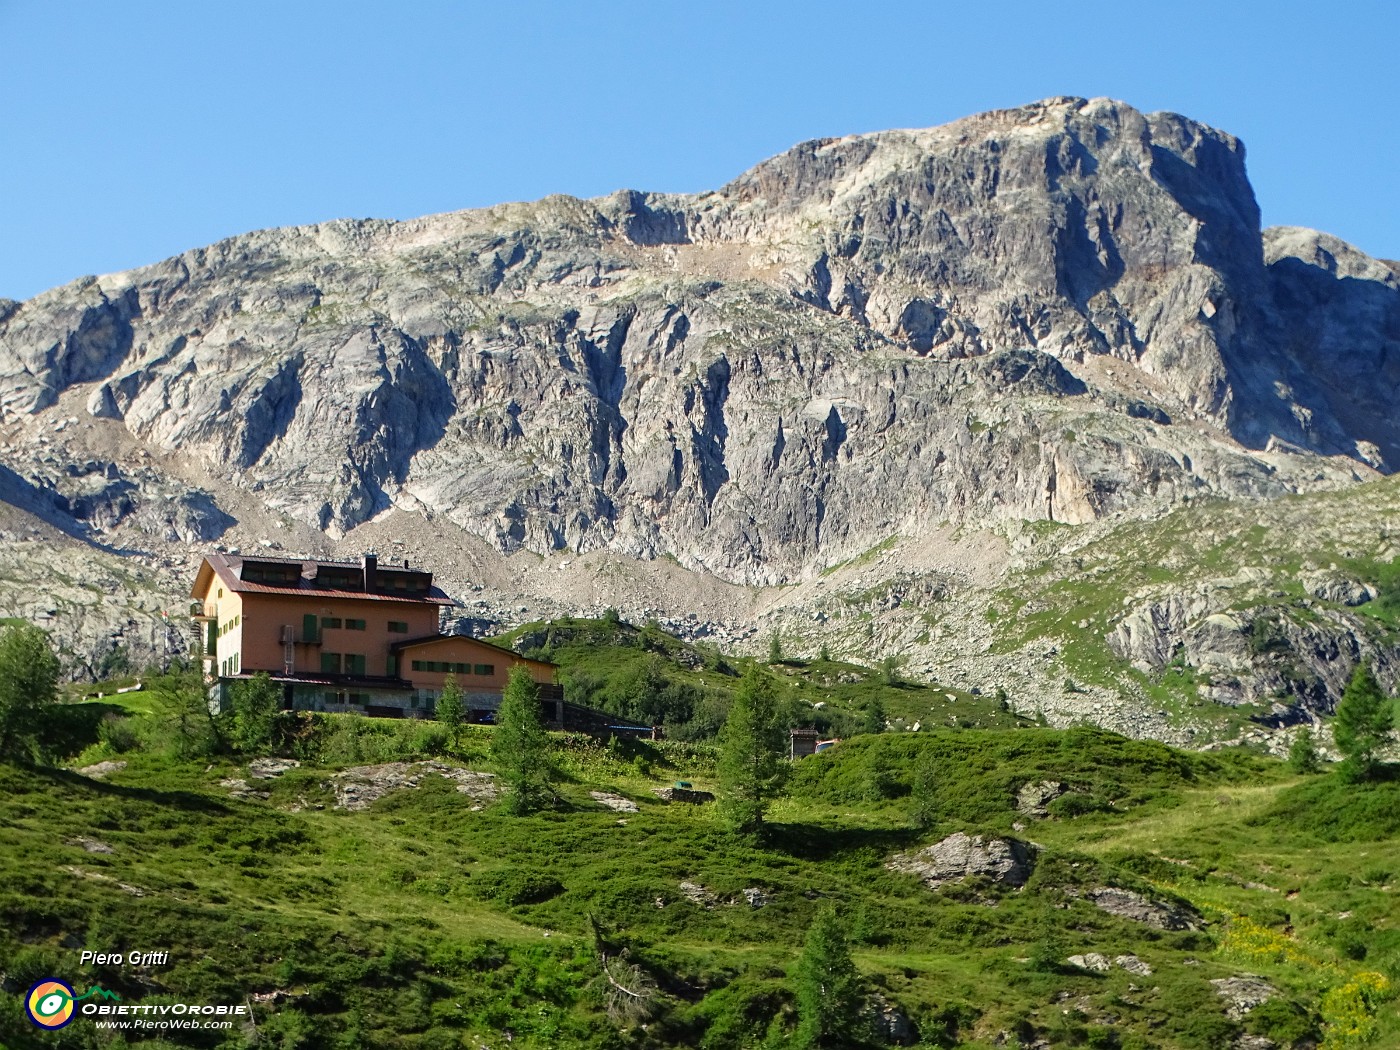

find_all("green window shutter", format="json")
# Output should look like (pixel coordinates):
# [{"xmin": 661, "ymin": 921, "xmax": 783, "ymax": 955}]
[
  {"xmin": 303, "ymin": 614, "xmax": 319, "ymax": 643},
  {"xmin": 321, "ymin": 652, "xmax": 341, "ymax": 674}
]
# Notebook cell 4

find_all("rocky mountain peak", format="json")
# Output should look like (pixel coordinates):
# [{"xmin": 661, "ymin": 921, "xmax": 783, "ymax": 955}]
[{"xmin": 0, "ymin": 98, "xmax": 1396, "ymax": 591}]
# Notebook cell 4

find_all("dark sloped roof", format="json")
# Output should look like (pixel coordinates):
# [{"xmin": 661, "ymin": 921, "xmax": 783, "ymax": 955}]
[{"xmin": 196, "ymin": 553, "xmax": 454, "ymax": 606}]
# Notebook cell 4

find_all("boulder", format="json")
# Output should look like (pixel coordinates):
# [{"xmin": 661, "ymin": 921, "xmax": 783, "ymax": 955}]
[
  {"xmin": 1079, "ymin": 886, "xmax": 1200, "ymax": 930},
  {"xmin": 77, "ymin": 760, "xmax": 126, "ymax": 779},
  {"xmin": 679, "ymin": 881, "xmax": 721, "ymax": 908},
  {"xmin": 1114, "ymin": 954, "xmax": 1153, "ymax": 976},
  {"xmin": 1210, "ymin": 975, "xmax": 1277, "ymax": 1019},
  {"xmin": 654, "ymin": 786, "xmax": 714, "ymax": 804},
  {"xmin": 1017, "ymin": 780, "xmax": 1067, "ymax": 817},
  {"xmin": 1067, "ymin": 953, "xmax": 1111, "ymax": 972},
  {"xmin": 68, "ymin": 836, "xmax": 114, "ymax": 855},
  {"xmin": 887, "ymin": 832, "xmax": 1034, "ymax": 889},
  {"xmin": 870, "ymin": 994, "xmax": 917, "ymax": 1045},
  {"xmin": 589, "ymin": 791, "xmax": 639, "ymax": 813},
  {"xmin": 248, "ymin": 757, "xmax": 300, "ymax": 779},
  {"xmin": 1302, "ymin": 572, "xmax": 1376, "ymax": 607},
  {"xmin": 331, "ymin": 762, "xmax": 498, "ymax": 811}
]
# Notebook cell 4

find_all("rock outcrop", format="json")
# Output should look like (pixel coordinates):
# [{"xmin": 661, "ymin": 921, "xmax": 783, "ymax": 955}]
[
  {"xmin": 1210, "ymin": 975, "xmax": 1278, "ymax": 1019},
  {"xmin": 1077, "ymin": 886, "xmax": 1200, "ymax": 930},
  {"xmin": 887, "ymin": 832, "xmax": 1035, "ymax": 889},
  {"xmin": 1017, "ymin": 780, "xmax": 1068, "ymax": 817}
]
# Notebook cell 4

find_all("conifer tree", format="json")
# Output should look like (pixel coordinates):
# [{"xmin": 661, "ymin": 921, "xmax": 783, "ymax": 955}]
[
  {"xmin": 0, "ymin": 623, "xmax": 59, "ymax": 762},
  {"xmin": 1334, "ymin": 662, "xmax": 1394, "ymax": 779},
  {"xmin": 910, "ymin": 747, "xmax": 938, "ymax": 829},
  {"xmin": 231, "ymin": 672, "xmax": 281, "ymax": 756},
  {"xmin": 151, "ymin": 667, "xmax": 220, "ymax": 759},
  {"xmin": 1287, "ymin": 725, "xmax": 1319, "ymax": 774},
  {"xmin": 436, "ymin": 673, "xmax": 465, "ymax": 731},
  {"xmin": 717, "ymin": 666, "xmax": 786, "ymax": 835},
  {"xmin": 492, "ymin": 665, "xmax": 553, "ymax": 813},
  {"xmin": 793, "ymin": 906, "xmax": 871, "ymax": 1048},
  {"xmin": 861, "ymin": 693, "xmax": 886, "ymax": 736}
]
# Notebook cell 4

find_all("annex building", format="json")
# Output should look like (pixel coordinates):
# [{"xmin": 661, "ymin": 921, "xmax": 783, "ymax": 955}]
[{"xmin": 191, "ymin": 552, "xmax": 562, "ymax": 721}]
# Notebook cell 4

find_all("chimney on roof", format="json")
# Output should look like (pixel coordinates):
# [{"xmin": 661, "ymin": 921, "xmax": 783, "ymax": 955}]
[{"xmin": 362, "ymin": 551, "xmax": 378, "ymax": 593}]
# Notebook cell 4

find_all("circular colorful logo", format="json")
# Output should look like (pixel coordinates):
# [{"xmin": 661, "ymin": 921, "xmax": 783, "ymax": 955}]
[{"xmin": 26, "ymin": 979, "xmax": 77, "ymax": 1029}]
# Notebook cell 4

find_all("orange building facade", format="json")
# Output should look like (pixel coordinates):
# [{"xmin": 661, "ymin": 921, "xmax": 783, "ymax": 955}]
[{"xmin": 191, "ymin": 552, "xmax": 560, "ymax": 720}]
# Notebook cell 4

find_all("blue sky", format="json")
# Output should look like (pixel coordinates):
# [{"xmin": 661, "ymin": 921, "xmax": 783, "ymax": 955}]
[{"xmin": 2, "ymin": 1, "xmax": 1396, "ymax": 301}]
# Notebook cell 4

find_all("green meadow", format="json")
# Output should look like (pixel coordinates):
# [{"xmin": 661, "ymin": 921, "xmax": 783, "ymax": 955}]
[{"xmin": 1, "ymin": 623, "xmax": 1396, "ymax": 1049}]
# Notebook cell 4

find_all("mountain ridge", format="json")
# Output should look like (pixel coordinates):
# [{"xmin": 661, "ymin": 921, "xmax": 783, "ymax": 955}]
[{"xmin": 1, "ymin": 96, "xmax": 1398, "ymax": 733}]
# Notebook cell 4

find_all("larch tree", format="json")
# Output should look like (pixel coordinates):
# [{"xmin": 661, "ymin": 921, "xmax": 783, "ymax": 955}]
[
  {"xmin": 717, "ymin": 665, "xmax": 786, "ymax": 835},
  {"xmin": 793, "ymin": 905, "xmax": 872, "ymax": 1048},
  {"xmin": 230, "ymin": 672, "xmax": 282, "ymax": 755},
  {"xmin": 1334, "ymin": 662, "xmax": 1394, "ymax": 779},
  {"xmin": 492, "ymin": 665, "xmax": 554, "ymax": 813},
  {"xmin": 436, "ymin": 673, "xmax": 465, "ymax": 731},
  {"xmin": 0, "ymin": 623, "xmax": 60, "ymax": 762}
]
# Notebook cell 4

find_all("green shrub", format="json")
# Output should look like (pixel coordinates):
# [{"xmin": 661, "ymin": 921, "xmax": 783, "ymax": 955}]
[
  {"xmin": 1048, "ymin": 792, "xmax": 1112, "ymax": 818},
  {"xmin": 470, "ymin": 869, "xmax": 565, "ymax": 906},
  {"xmin": 1247, "ymin": 997, "xmax": 1318, "ymax": 1048},
  {"xmin": 98, "ymin": 713, "xmax": 143, "ymax": 753},
  {"xmin": 1287, "ymin": 726, "xmax": 1320, "ymax": 774}
]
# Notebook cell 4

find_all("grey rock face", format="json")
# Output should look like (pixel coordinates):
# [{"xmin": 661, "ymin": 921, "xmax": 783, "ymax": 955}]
[
  {"xmin": 1108, "ymin": 587, "xmax": 1394, "ymax": 715},
  {"xmin": 1, "ymin": 97, "xmax": 1396, "ymax": 587},
  {"xmin": 1301, "ymin": 572, "xmax": 1375, "ymax": 607},
  {"xmin": 887, "ymin": 831, "xmax": 1034, "ymax": 888}
]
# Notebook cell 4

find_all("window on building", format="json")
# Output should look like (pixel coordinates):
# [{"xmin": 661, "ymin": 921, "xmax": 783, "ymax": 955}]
[
  {"xmin": 345, "ymin": 654, "xmax": 366, "ymax": 675},
  {"xmin": 346, "ymin": 619, "xmax": 366, "ymax": 631},
  {"xmin": 388, "ymin": 621, "xmax": 408, "ymax": 633},
  {"xmin": 303, "ymin": 614, "xmax": 318, "ymax": 643},
  {"xmin": 321, "ymin": 652, "xmax": 342, "ymax": 674},
  {"xmin": 321, "ymin": 616, "xmax": 342, "ymax": 630},
  {"xmin": 386, "ymin": 655, "xmax": 399, "ymax": 677},
  {"xmin": 411, "ymin": 660, "xmax": 424, "ymax": 672},
  {"xmin": 474, "ymin": 664, "xmax": 494, "ymax": 676},
  {"xmin": 233, "ymin": 653, "xmax": 240, "ymax": 674}
]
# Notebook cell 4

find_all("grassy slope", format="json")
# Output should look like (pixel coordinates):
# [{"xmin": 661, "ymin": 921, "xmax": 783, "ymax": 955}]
[
  {"xmin": 2, "ymin": 714, "xmax": 1396, "ymax": 1050},
  {"xmin": 495, "ymin": 616, "xmax": 1025, "ymax": 737}
]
